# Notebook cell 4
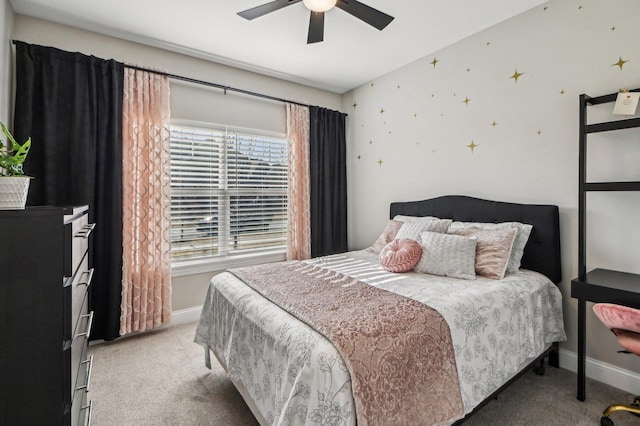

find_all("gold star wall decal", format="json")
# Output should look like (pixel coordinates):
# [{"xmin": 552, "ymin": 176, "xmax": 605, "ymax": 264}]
[
  {"xmin": 612, "ymin": 57, "xmax": 628, "ymax": 70},
  {"xmin": 463, "ymin": 97, "xmax": 471, "ymax": 106},
  {"xmin": 467, "ymin": 141, "xmax": 478, "ymax": 153},
  {"xmin": 377, "ymin": 158, "xmax": 384, "ymax": 167},
  {"xmin": 510, "ymin": 69, "xmax": 525, "ymax": 83},
  {"xmin": 431, "ymin": 57, "xmax": 439, "ymax": 68}
]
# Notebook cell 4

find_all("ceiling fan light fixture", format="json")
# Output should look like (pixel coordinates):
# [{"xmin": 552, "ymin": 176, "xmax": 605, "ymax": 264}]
[{"xmin": 303, "ymin": 0, "xmax": 337, "ymax": 12}]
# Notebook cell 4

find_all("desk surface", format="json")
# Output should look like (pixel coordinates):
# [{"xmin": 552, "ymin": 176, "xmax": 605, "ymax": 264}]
[{"xmin": 571, "ymin": 268, "xmax": 640, "ymax": 309}]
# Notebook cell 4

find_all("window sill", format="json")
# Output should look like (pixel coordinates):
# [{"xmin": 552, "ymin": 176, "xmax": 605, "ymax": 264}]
[{"xmin": 171, "ymin": 250, "xmax": 287, "ymax": 277}]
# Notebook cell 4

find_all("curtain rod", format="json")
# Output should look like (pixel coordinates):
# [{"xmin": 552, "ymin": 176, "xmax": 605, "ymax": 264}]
[
  {"xmin": 126, "ymin": 64, "xmax": 313, "ymax": 109},
  {"xmin": 11, "ymin": 40, "xmax": 346, "ymax": 113}
]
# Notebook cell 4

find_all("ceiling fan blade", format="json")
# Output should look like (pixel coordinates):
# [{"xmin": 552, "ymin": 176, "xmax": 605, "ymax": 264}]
[
  {"xmin": 307, "ymin": 11, "xmax": 325, "ymax": 44},
  {"xmin": 238, "ymin": 0, "xmax": 302, "ymax": 20},
  {"xmin": 335, "ymin": 0, "xmax": 394, "ymax": 30}
]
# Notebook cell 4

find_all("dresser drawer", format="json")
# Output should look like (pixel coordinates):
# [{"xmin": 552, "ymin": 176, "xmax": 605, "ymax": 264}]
[
  {"xmin": 71, "ymin": 309, "xmax": 93, "ymax": 402},
  {"xmin": 64, "ymin": 207, "xmax": 93, "ymax": 279},
  {"xmin": 64, "ymin": 255, "xmax": 93, "ymax": 342},
  {"xmin": 72, "ymin": 379, "xmax": 93, "ymax": 426}
]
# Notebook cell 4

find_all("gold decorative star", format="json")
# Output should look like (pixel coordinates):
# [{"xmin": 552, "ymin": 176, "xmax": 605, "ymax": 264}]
[
  {"xmin": 463, "ymin": 97, "xmax": 471, "ymax": 106},
  {"xmin": 612, "ymin": 57, "xmax": 628, "ymax": 70},
  {"xmin": 467, "ymin": 141, "xmax": 478, "ymax": 153},
  {"xmin": 510, "ymin": 69, "xmax": 525, "ymax": 83},
  {"xmin": 431, "ymin": 57, "xmax": 439, "ymax": 68},
  {"xmin": 491, "ymin": 120, "xmax": 498, "ymax": 127},
  {"xmin": 377, "ymin": 158, "xmax": 384, "ymax": 167},
  {"xmin": 380, "ymin": 108, "xmax": 385, "ymax": 114},
  {"xmin": 352, "ymin": 102, "xmax": 358, "ymax": 109}
]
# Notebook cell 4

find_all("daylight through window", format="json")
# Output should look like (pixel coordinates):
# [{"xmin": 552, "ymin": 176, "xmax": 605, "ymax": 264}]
[{"xmin": 170, "ymin": 123, "xmax": 288, "ymax": 267}]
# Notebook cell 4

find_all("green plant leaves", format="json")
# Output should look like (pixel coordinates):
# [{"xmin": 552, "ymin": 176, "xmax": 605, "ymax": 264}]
[{"xmin": 0, "ymin": 123, "xmax": 31, "ymax": 177}]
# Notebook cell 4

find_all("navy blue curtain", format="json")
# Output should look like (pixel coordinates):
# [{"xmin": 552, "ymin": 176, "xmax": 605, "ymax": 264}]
[
  {"xmin": 13, "ymin": 42, "xmax": 124, "ymax": 341},
  {"xmin": 309, "ymin": 106, "xmax": 347, "ymax": 257}
]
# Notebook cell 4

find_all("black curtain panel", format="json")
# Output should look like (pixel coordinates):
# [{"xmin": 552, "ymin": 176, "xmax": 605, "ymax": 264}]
[
  {"xmin": 309, "ymin": 106, "xmax": 347, "ymax": 257},
  {"xmin": 13, "ymin": 42, "xmax": 124, "ymax": 341}
]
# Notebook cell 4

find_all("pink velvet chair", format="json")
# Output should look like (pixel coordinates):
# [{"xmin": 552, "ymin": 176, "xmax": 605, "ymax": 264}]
[{"xmin": 592, "ymin": 303, "xmax": 640, "ymax": 426}]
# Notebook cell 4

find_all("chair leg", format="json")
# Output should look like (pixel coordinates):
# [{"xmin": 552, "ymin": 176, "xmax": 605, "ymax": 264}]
[{"xmin": 603, "ymin": 403, "xmax": 640, "ymax": 417}]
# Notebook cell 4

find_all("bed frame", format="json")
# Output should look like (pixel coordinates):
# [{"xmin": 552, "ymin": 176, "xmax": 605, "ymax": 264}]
[{"xmin": 390, "ymin": 195, "xmax": 562, "ymax": 424}]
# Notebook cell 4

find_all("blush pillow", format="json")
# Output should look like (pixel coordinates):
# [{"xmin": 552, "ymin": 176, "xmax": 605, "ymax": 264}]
[
  {"xmin": 379, "ymin": 238, "xmax": 423, "ymax": 273},
  {"xmin": 450, "ymin": 227, "xmax": 517, "ymax": 280},
  {"xmin": 449, "ymin": 221, "xmax": 532, "ymax": 273},
  {"xmin": 366, "ymin": 220, "xmax": 403, "ymax": 254}
]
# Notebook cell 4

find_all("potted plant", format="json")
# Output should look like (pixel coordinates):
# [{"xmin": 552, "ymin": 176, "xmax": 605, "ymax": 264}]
[{"xmin": 0, "ymin": 122, "xmax": 31, "ymax": 209}]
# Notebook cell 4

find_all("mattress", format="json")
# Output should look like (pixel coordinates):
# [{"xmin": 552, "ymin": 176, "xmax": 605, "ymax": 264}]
[{"xmin": 195, "ymin": 250, "xmax": 566, "ymax": 425}]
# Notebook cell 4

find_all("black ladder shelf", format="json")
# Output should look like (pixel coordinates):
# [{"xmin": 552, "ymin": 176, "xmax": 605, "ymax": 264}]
[{"xmin": 571, "ymin": 87, "xmax": 640, "ymax": 402}]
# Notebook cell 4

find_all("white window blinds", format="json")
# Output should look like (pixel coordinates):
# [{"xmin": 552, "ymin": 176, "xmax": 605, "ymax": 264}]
[{"xmin": 170, "ymin": 123, "xmax": 288, "ymax": 264}]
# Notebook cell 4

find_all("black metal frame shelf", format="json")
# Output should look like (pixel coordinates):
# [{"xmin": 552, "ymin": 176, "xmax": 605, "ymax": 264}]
[{"xmin": 573, "ymin": 88, "xmax": 640, "ymax": 402}]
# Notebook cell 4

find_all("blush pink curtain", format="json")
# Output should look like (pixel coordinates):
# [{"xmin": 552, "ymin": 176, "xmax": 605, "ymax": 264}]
[
  {"xmin": 286, "ymin": 103, "xmax": 311, "ymax": 260},
  {"xmin": 120, "ymin": 67, "xmax": 172, "ymax": 335}
]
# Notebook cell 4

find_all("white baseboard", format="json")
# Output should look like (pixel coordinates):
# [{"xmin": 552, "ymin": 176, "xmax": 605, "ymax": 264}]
[
  {"xmin": 559, "ymin": 349, "xmax": 640, "ymax": 395},
  {"xmin": 170, "ymin": 306, "xmax": 202, "ymax": 325}
]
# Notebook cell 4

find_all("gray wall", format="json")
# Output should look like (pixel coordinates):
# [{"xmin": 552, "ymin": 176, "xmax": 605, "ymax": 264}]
[{"xmin": 343, "ymin": 0, "xmax": 640, "ymax": 383}]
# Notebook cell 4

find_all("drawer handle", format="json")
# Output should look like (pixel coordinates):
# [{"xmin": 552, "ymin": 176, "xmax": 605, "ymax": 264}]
[
  {"xmin": 77, "ymin": 355, "xmax": 94, "ymax": 393},
  {"xmin": 75, "ymin": 311, "xmax": 94, "ymax": 341},
  {"xmin": 75, "ymin": 223, "xmax": 96, "ymax": 239},
  {"xmin": 79, "ymin": 269, "xmax": 95, "ymax": 287},
  {"xmin": 80, "ymin": 400, "xmax": 93, "ymax": 426}
]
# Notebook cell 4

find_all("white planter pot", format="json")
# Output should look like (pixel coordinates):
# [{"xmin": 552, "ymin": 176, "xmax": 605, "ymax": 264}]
[{"xmin": 0, "ymin": 176, "xmax": 30, "ymax": 210}]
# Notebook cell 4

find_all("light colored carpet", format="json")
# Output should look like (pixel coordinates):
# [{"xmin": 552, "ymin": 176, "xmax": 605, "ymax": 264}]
[{"xmin": 88, "ymin": 322, "xmax": 639, "ymax": 426}]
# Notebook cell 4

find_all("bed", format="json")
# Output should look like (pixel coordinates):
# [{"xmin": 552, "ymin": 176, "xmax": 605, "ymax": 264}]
[{"xmin": 195, "ymin": 195, "xmax": 566, "ymax": 425}]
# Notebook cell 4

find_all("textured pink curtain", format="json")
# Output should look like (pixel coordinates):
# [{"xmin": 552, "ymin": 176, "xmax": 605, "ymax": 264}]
[
  {"xmin": 286, "ymin": 103, "xmax": 311, "ymax": 260},
  {"xmin": 120, "ymin": 68, "xmax": 172, "ymax": 335}
]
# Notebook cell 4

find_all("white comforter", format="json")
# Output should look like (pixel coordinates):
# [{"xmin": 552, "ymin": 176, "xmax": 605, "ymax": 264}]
[{"xmin": 195, "ymin": 251, "xmax": 566, "ymax": 425}]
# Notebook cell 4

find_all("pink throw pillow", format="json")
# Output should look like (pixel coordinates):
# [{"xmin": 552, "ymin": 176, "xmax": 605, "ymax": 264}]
[{"xmin": 379, "ymin": 238, "xmax": 422, "ymax": 273}]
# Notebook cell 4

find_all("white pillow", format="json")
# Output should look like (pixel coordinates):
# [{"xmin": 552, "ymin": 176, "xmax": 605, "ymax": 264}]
[
  {"xmin": 414, "ymin": 231, "xmax": 477, "ymax": 280},
  {"xmin": 395, "ymin": 219, "xmax": 452, "ymax": 243},
  {"xmin": 448, "ymin": 221, "xmax": 532, "ymax": 273},
  {"xmin": 393, "ymin": 215, "xmax": 441, "ymax": 222}
]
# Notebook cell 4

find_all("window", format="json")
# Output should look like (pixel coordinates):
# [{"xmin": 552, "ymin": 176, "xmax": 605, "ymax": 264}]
[{"xmin": 170, "ymin": 122, "xmax": 288, "ymax": 274}]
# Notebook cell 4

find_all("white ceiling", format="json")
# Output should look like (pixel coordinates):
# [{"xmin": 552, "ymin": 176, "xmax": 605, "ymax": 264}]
[{"xmin": 9, "ymin": 0, "xmax": 547, "ymax": 94}]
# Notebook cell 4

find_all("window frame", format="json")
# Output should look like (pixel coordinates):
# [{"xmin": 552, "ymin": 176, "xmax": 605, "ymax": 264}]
[{"xmin": 170, "ymin": 119, "xmax": 288, "ymax": 277}]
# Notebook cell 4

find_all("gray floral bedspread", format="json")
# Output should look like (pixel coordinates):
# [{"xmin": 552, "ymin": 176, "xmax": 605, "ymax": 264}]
[{"xmin": 194, "ymin": 251, "xmax": 566, "ymax": 426}]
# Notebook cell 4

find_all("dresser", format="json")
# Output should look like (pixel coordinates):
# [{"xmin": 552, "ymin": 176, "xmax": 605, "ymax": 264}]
[{"xmin": 0, "ymin": 206, "xmax": 95, "ymax": 425}]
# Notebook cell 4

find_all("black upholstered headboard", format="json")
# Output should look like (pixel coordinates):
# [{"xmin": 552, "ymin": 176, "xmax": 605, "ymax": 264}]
[{"xmin": 390, "ymin": 195, "xmax": 561, "ymax": 284}]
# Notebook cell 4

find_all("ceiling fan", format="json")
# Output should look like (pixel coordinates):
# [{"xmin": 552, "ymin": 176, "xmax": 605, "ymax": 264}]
[{"xmin": 238, "ymin": 0, "xmax": 394, "ymax": 44}]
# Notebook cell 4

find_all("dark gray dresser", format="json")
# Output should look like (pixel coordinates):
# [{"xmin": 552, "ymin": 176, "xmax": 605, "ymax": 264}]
[{"xmin": 0, "ymin": 206, "xmax": 95, "ymax": 425}]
